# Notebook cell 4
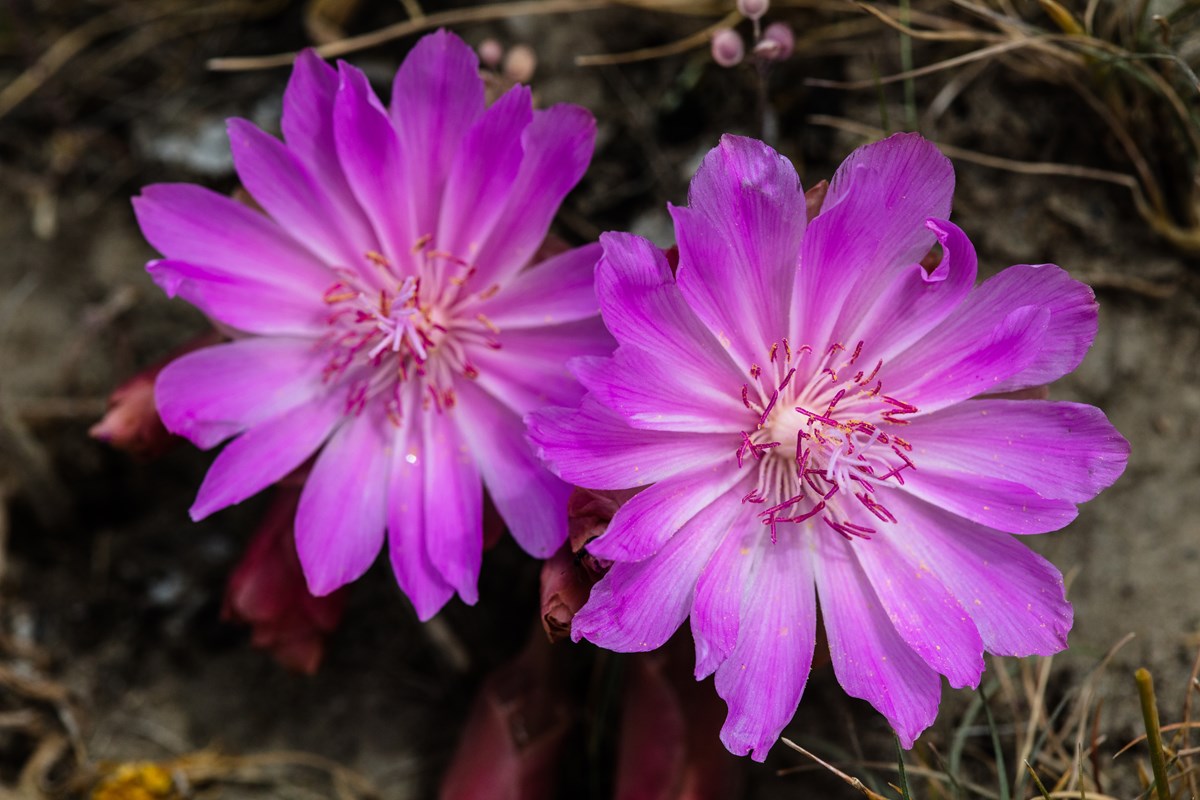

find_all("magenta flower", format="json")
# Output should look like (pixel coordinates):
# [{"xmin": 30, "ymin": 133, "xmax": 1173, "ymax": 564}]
[
  {"xmin": 529, "ymin": 133, "xmax": 1129, "ymax": 759},
  {"xmin": 133, "ymin": 30, "xmax": 610, "ymax": 619}
]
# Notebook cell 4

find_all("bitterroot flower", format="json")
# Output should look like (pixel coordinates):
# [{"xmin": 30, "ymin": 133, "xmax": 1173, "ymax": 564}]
[
  {"xmin": 134, "ymin": 30, "xmax": 609, "ymax": 618},
  {"xmin": 529, "ymin": 133, "xmax": 1129, "ymax": 759}
]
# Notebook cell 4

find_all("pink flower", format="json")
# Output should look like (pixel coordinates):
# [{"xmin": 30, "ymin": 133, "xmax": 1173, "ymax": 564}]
[
  {"xmin": 529, "ymin": 133, "xmax": 1129, "ymax": 759},
  {"xmin": 223, "ymin": 484, "xmax": 346, "ymax": 675},
  {"xmin": 134, "ymin": 30, "xmax": 610, "ymax": 618}
]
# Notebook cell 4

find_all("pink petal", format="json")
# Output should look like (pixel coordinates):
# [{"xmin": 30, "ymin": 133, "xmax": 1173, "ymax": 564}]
[
  {"xmin": 881, "ymin": 304, "xmax": 1049, "ymax": 414},
  {"xmin": 595, "ymin": 232, "xmax": 745, "ymax": 390},
  {"xmin": 436, "ymin": 84, "xmax": 533, "ymax": 260},
  {"xmin": 850, "ymin": 524, "xmax": 985, "ymax": 688},
  {"xmin": 469, "ymin": 316, "xmax": 613, "ymax": 417},
  {"xmin": 811, "ymin": 532, "xmax": 941, "ymax": 748},
  {"xmin": 839, "ymin": 219, "xmax": 977, "ymax": 363},
  {"xmin": 571, "ymin": 490, "xmax": 743, "ymax": 651},
  {"xmin": 672, "ymin": 135, "xmax": 804, "ymax": 365},
  {"xmin": 794, "ymin": 133, "xmax": 954, "ymax": 350},
  {"xmin": 332, "ymin": 62, "xmax": 417, "ymax": 274},
  {"xmin": 691, "ymin": 523, "xmax": 757, "ymax": 680},
  {"xmin": 475, "ymin": 104, "xmax": 596, "ymax": 286},
  {"xmin": 147, "ymin": 259, "xmax": 327, "ymax": 336},
  {"xmin": 903, "ymin": 399, "xmax": 1129, "ymax": 503},
  {"xmin": 528, "ymin": 398, "xmax": 733, "ymax": 490},
  {"xmin": 453, "ymin": 379, "xmax": 571, "ymax": 558},
  {"xmin": 422, "ymin": 402, "xmax": 483, "ymax": 604},
  {"xmin": 890, "ymin": 471, "xmax": 1079, "ymax": 534},
  {"xmin": 295, "ymin": 403, "xmax": 389, "ymax": 595},
  {"xmin": 586, "ymin": 467, "xmax": 748, "ymax": 562},
  {"xmin": 190, "ymin": 392, "xmax": 344, "ymax": 521},
  {"xmin": 282, "ymin": 51, "xmax": 380, "ymax": 256},
  {"xmin": 714, "ymin": 537, "xmax": 817, "ymax": 762},
  {"xmin": 132, "ymin": 183, "xmax": 331, "ymax": 288},
  {"xmin": 387, "ymin": 383, "xmax": 455, "ymax": 620},
  {"xmin": 155, "ymin": 337, "xmax": 327, "ymax": 449},
  {"xmin": 960, "ymin": 264, "xmax": 1098, "ymax": 392},
  {"xmin": 473, "ymin": 243, "xmax": 602, "ymax": 329},
  {"xmin": 884, "ymin": 492, "xmax": 1073, "ymax": 656},
  {"xmin": 227, "ymin": 117, "xmax": 377, "ymax": 270},
  {"xmin": 390, "ymin": 30, "xmax": 485, "ymax": 240},
  {"xmin": 571, "ymin": 347, "xmax": 745, "ymax": 433}
]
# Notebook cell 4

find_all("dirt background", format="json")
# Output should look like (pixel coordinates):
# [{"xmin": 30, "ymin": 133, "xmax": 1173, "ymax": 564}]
[{"xmin": 1, "ymin": 1, "xmax": 1198, "ymax": 798}]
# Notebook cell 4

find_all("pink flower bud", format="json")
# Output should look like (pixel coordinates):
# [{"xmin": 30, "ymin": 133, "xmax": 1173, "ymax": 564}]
[
  {"xmin": 710, "ymin": 29, "xmax": 744, "ymax": 68},
  {"xmin": 804, "ymin": 179, "xmax": 829, "ymax": 222},
  {"xmin": 478, "ymin": 38, "xmax": 503, "ymax": 69},
  {"xmin": 222, "ymin": 486, "xmax": 347, "ymax": 675},
  {"xmin": 89, "ymin": 332, "xmax": 220, "ymax": 459},
  {"xmin": 503, "ymin": 44, "xmax": 537, "ymax": 83},
  {"xmin": 759, "ymin": 21, "xmax": 795, "ymax": 60},
  {"xmin": 737, "ymin": 0, "xmax": 769, "ymax": 21}
]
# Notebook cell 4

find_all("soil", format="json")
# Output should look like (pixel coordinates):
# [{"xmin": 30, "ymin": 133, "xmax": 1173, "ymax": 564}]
[{"xmin": 1, "ymin": 1, "xmax": 1198, "ymax": 798}]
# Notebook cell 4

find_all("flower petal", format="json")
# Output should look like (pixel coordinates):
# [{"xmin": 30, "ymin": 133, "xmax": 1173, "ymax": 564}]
[
  {"xmin": 571, "ymin": 347, "xmax": 745, "ymax": 433},
  {"xmin": 881, "ymin": 304, "xmax": 1049, "ymax": 414},
  {"xmin": 529, "ymin": 397, "xmax": 733, "ymax": 490},
  {"xmin": 811, "ymin": 532, "xmax": 941, "ymax": 748},
  {"xmin": 147, "ymin": 259, "xmax": 327, "ymax": 336},
  {"xmin": 475, "ymin": 104, "xmax": 596, "ymax": 285},
  {"xmin": 228, "ymin": 118, "xmax": 378, "ymax": 271},
  {"xmin": 849, "ymin": 525, "xmax": 985, "ymax": 688},
  {"xmin": 332, "ymin": 62, "xmax": 417, "ymax": 274},
  {"xmin": 453, "ymin": 379, "xmax": 571, "ymax": 558},
  {"xmin": 794, "ymin": 133, "xmax": 954, "ymax": 350},
  {"xmin": 672, "ymin": 135, "xmax": 804, "ymax": 365},
  {"xmin": 155, "ymin": 337, "xmax": 327, "ymax": 449},
  {"xmin": 469, "ymin": 316, "xmax": 613, "ymax": 417},
  {"xmin": 691, "ymin": 522, "xmax": 757, "ymax": 680},
  {"xmin": 388, "ymin": 384, "xmax": 455, "ymax": 620},
  {"xmin": 190, "ymin": 392, "xmax": 344, "ymax": 521},
  {"xmin": 714, "ymin": 535, "xmax": 817, "ymax": 762},
  {"xmin": 282, "ymin": 51, "xmax": 379, "ymax": 255},
  {"xmin": 132, "ymin": 183, "xmax": 331, "ymax": 287},
  {"xmin": 572, "ymin": 490, "xmax": 742, "ymax": 651},
  {"xmin": 595, "ymin": 232, "xmax": 745, "ymax": 389},
  {"xmin": 839, "ymin": 219, "xmax": 977, "ymax": 363},
  {"xmin": 951, "ymin": 264, "xmax": 1098, "ymax": 392},
  {"xmin": 902, "ymin": 399, "xmax": 1129, "ymax": 503},
  {"xmin": 422, "ymin": 403, "xmax": 483, "ymax": 604},
  {"xmin": 473, "ymin": 243, "xmax": 602, "ymax": 329},
  {"xmin": 884, "ymin": 492, "xmax": 1073, "ymax": 656},
  {"xmin": 888, "ymin": 472, "xmax": 1079, "ymax": 534},
  {"xmin": 295, "ymin": 404, "xmax": 389, "ymax": 595},
  {"xmin": 587, "ymin": 466, "xmax": 747, "ymax": 562},
  {"xmin": 437, "ymin": 84, "xmax": 533, "ymax": 260},
  {"xmin": 390, "ymin": 29, "xmax": 485, "ymax": 239}
]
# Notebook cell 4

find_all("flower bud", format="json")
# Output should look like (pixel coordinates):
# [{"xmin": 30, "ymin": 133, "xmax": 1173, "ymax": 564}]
[
  {"xmin": 737, "ymin": 0, "xmax": 769, "ymax": 20},
  {"xmin": 759, "ymin": 21, "xmax": 795, "ymax": 60},
  {"xmin": 503, "ymin": 44, "xmax": 537, "ymax": 83},
  {"xmin": 90, "ymin": 331, "xmax": 219, "ymax": 459},
  {"xmin": 223, "ymin": 486, "xmax": 347, "ymax": 674},
  {"xmin": 478, "ymin": 38, "xmax": 503, "ymax": 69},
  {"xmin": 710, "ymin": 28, "xmax": 744, "ymax": 68}
]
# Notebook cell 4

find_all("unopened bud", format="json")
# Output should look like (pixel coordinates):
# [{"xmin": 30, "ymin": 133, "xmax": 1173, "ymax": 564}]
[
  {"xmin": 711, "ymin": 28, "xmax": 744, "ymax": 68},
  {"xmin": 737, "ymin": 0, "xmax": 769, "ymax": 21},
  {"xmin": 759, "ymin": 21, "xmax": 795, "ymax": 60},
  {"xmin": 478, "ymin": 38, "xmax": 503, "ymax": 69},
  {"xmin": 503, "ymin": 44, "xmax": 537, "ymax": 83}
]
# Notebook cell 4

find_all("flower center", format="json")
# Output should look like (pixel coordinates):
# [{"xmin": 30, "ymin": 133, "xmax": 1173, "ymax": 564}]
[
  {"xmin": 734, "ymin": 339, "xmax": 918, "ymax": 543},
  {"xmin": 317, "ymin": 243, "xmax": 502, "ymax": 419}
]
